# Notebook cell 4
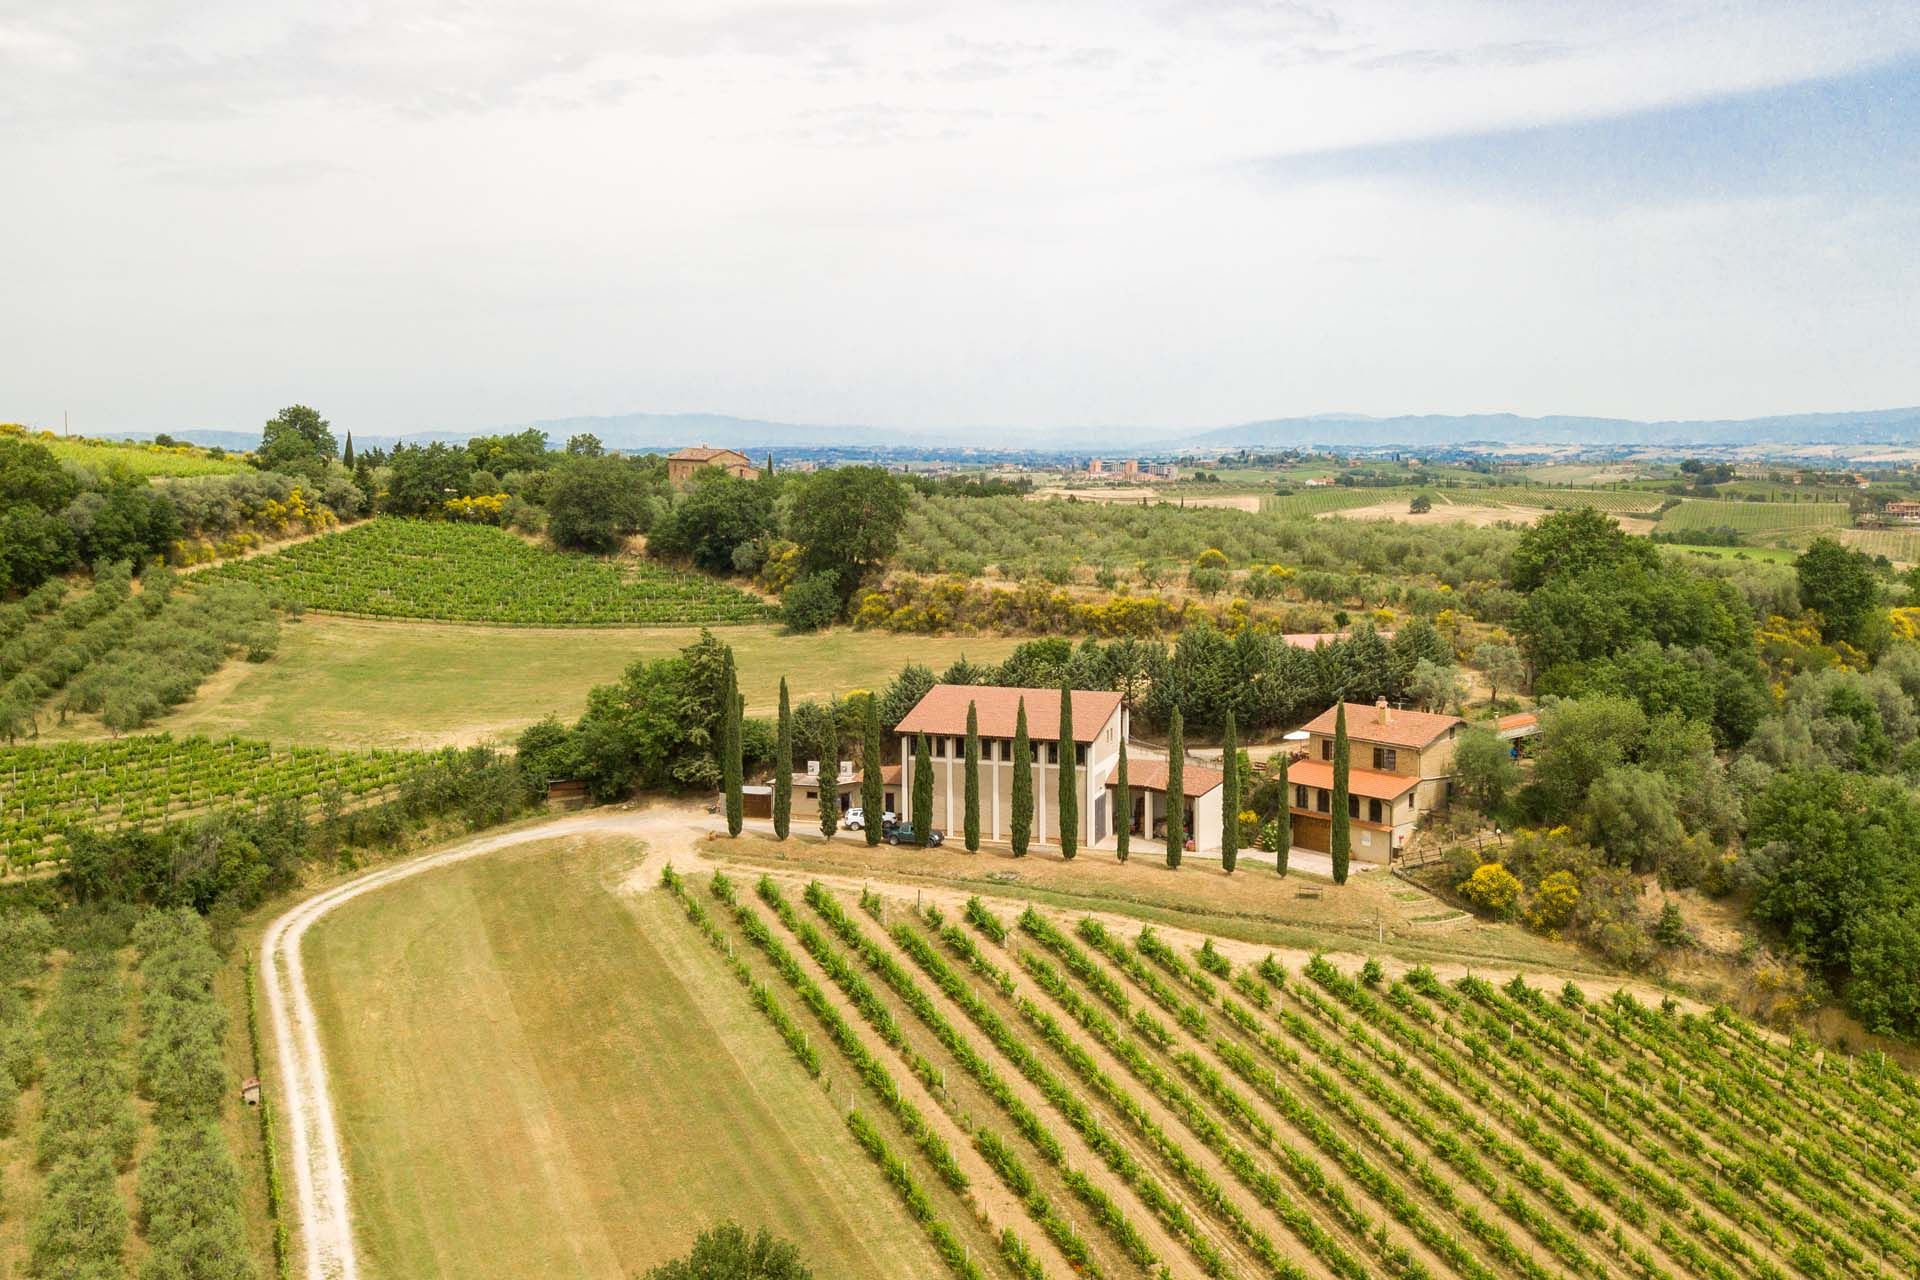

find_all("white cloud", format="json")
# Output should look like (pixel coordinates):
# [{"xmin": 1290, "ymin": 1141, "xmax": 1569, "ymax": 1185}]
[{"xmin": 1, "ymin": 0, "xmax": 1916, "ymax": 434}]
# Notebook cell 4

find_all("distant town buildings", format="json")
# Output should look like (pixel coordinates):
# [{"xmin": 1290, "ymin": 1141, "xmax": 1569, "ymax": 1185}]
[
  {"xmin": 1886, "ymin": 500, "xmax": 1920, "ymax": 522},
  {"xmin": 667, "ymin": 446, "xmax": 756, "ymax": 486}
]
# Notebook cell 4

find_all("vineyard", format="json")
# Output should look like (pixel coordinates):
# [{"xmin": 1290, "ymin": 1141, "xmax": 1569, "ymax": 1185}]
[
  {"xmin": 1519, "ymin": 490, "xmax": 1670, "ymax": 517},
  {"xmin": 196, "ymin": 519, "xmax": 776, "ymax": 626},
  {"xmin": 1260, "ymin": 489, "xmax": 1424, "ymax": 517},
  {"xmin": 1840, "ymin": 529, "xmax": 1920, "ymax": 564},
  {"xmin": 659, "ymin": 871, "xmax": 1920, "ymax": 1280},
  {"xmin": 36, "ymin": 433, "xmax": 254, "ymax": 477},
  {"xmin": 1655, "ymin": 499, "xmax": 1852, "ymax": 534},
  {"xmin": 0, "ymin": 735, "xmax": 440, "ymax": 869}
]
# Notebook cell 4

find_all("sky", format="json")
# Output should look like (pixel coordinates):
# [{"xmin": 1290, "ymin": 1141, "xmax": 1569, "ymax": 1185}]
[{"xmin": 3, "ymin": 0, "xmax": 1919, "ymax": 440}]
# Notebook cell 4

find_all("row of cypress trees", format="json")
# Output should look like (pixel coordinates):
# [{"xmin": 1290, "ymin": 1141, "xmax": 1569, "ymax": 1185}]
[{"xmin": 726, "ymin": 671, "xmax": 1353, "ymax": 881}]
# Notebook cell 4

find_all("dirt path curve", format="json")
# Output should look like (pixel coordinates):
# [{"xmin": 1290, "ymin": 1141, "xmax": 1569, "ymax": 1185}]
[{"xmin": 260, "ymin": 802, "xmax": 710, "ymax": 1280}]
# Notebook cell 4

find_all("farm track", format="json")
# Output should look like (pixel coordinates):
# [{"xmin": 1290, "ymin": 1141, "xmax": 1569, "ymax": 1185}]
[{"xmin": 259, "ymin": 806, "xmax": 695, "ymax": 1280}]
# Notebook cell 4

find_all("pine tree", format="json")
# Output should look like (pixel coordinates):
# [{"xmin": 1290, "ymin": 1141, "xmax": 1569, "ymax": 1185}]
[
  {"xmin": 861, "ymin": 695, "xmax": 884, "ymax": 847},
  {"xmin": 912, "ymin": 733, "xmax": 934, "ymax": 845},
  {"xmin": 1220, "ymin": 710, "xmax": 1239, "ymax": 873},
  {"xmin": 1114, "ymin": 736, "xmax": 1130, "ymax": 863},
  {"xmin": 342, "ymin": 431, "xmax": 355, "ymax": 468},
  {"xmin": 819, "ymin": 719, "xmax": 839, "ymax": 839},
  {"xmin": 963, "ymin": 702, "xmax": 981, "ymax": 852},
  {"xmin": 1165, "ymin": 709, "xmax": 1184, "ymax": 869},
  {"xmin": 1010, "ymin": 699, "xmax": 1032, "ymax": 857},
  {"xmin": 722, "ymin": 654, "xmax": 743, "ymax": 837},
  {"xmin": 1331, "ymin": 702, "xmax": 1351, "ymax": 885},
  {"xmin": 773, "ymin": 678, "xmax": 792, "ymax": 840},
  {"xmin": 1057, "ymin": 683, "xmax": 1077, "ymax": 860},
  {"xmin": 1273, "ymin": 749, "xmax": 1291, "ymax": 876}
]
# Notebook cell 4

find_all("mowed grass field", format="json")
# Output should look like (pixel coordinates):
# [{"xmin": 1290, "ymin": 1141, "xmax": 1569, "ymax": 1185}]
[
  {"xmin": 115, "ymin": 617, "xmax": 1025, "ymax": 748},
  {"xmin": 303, "ymin": 836, "xmax": 955, "ymax": 1279}
]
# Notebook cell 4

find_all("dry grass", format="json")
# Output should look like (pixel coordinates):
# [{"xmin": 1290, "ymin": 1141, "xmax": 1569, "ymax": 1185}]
[{"xmin": 302, "ymin": 834, "xmax": 951, "ymax": 1279}]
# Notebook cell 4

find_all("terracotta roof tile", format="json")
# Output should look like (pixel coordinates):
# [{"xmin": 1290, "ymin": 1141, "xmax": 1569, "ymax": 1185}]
[
  {"xmin": 1299, "ymin": 701, "xmax": 1462, "ymax": 750},
  {"xmin": 1106, "ymin": 758, "xmax": 1223, "ymax": 798},
  {"xmin": 1283, "ymin": 758, "xmax": 1418, "ymax": 801},
  {"xmin": 896, "ymin": 685, "xmax": 1124, "ymax": 743}
]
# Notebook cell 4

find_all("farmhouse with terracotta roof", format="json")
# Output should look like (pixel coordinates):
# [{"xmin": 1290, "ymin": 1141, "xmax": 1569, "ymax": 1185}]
[
  {"xmin": 1285, "ymin": 699, "xmax": 1464, "ymax": 861},
  {"xmin": 666, "ymin": 445, "xmax": 756, "ymax": 487},
  {"xmin": 893, "ymin": 684, "xmax": 1227, "ymax": 852}
]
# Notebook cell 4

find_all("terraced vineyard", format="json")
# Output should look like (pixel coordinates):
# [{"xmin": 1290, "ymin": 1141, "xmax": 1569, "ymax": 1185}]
[
  {"xmin": 0, "ymin": 735, "xmax": 439, "ymax": 869},
  {"xmin": 665, "ymin": 871, "xmax": 1920, "ymax": 1280},
  {"xmin": 196, "ymin": 519, "xmax": 776, "ymax": 626},
  {"xmin": 1656, "ymin": 499, "xmax": 1851, "ymax": 533}
]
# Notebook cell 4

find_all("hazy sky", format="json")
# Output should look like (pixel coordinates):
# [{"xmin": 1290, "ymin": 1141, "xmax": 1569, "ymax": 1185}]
[{"xmin": 5, "ymin": 1, "xmax": 1919, "ymax": 438}]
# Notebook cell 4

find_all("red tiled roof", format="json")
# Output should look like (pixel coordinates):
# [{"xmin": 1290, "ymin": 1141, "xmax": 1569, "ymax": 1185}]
[
  {"xmin": 1283, "ymin": 758, "xmax": 1418, "ymax": 802},
  {"xmin": 1107, "ymin": 758, "xmax": 1224, "ymax": 798},
  {"xmin": 1496, "ymin": 712, "xmax": 1539, "ymax": 736},
  {"xmin": 896, "ymin": 685, "xmax": 1124, "ymax": 743},
  {"xmin": 1299, "ymin": 702, "xmax": 1462, "ymax": 750},
  {"xmin": 669, "ymin": 447, "xmax": 750, "ymax": 462}
]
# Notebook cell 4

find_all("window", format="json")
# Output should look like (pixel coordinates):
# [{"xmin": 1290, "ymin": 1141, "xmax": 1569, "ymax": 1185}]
[
  {"xmin": 1315, "ymin": 789, "xmax": 1330, "ymax": 813},
  {"xmin": 1294, "ymin": 784, "xmax": 1308, "ymax": 809},
  {"xmin": 1348, "ymin": 795, "xmax": 1360, "ymax": 820},
  {"xmin": 934, "ymin": 737, "xmax": 948, "ymax": 759},
  {"xmin": 1368, "ymin": 798, "xmax": 1383, "ymax": 823},
  {"xmin": 1075, "ymin": 744, "xmax": 1087, "ymax": 766},
  {"xmin": 1373, "ymin": 747, "xmax": 1397, "ymax": 770},
  {"xmin": 995, "ymin": 740, "xmax": 1009, "ymax": 762},
  {"xmin": 1320, "ymin": 739, "xmax": 1332, "ymax": 761}
]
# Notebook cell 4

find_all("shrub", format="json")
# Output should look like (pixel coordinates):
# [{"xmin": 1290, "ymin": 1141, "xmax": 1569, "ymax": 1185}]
[
  {"xmin": 781, "ymin": 572, "xmax": 842, "ymax": 633},
  {"xmin": 1458, "ymin": 862, "xmax": 1522, "ymax": 918}
]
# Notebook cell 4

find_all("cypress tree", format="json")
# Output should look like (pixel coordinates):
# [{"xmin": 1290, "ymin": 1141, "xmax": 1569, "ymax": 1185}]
[
  {"xmin": 819, "ymin": 718, "xmax": 839, "ymax": 839},
  {"xmin": 773, "ymin": 677, "xmax": 792, "ymax": 840},
  {"xmin": 1331, "ymin": 702, "xmax": 1351, "ymax": 885},
  {"xmin": 1010, "ymin": 699, "xmax": 1032, "ymax": 857},
  {"xmin": 1057, "ymin": 683, "xmax": 1077, "ymax": 860},
  {"xmin": 342, "ymin": 431, "xmax": 355, "ymax": 468},
  {"xmin": 963, "ymin": 702, "xmax": 981, "ymax": 852},
  {"xmin": 861, "ymin": 695, "xmax": 884, "ymax": 847},
  {"xmin": 722, "ymin": 655, "xmax": 743, "ymax": 837},
  {"xmin": 1165, "ymin": 709, "xmax": 1184, "ymax": 869},
  {"xmin": 1220, "ymin": 710, "xmax": 1239, "ymax": 873},
  {"xmin": 1114, "ymin": 737, "xmax": 1130, "ymax": 863},
  {"xmin": 1273, "ymin": 749, "xmax": 1291, "ymax": 876},
  {"xmin": 912, "ymin": 733, "xmax": 934, "ymax": 845}
]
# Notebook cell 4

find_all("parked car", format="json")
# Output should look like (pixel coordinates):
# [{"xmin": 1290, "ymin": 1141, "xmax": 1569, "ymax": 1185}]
[
  {"xmin": 845, "ymin": 807, "xmax": 896, "ymax": 831},
  {"xmin": 884, "ymin": 824, "xmax": 943, "ymax": 848}
]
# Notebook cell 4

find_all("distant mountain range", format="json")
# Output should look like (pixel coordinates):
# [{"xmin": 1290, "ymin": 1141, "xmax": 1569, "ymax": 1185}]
[{"xmin": 103, "ymin": 404, "xmax": 1920, "ymax": 455}]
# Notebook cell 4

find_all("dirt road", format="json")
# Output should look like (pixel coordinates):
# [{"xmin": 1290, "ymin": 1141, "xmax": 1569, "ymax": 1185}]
[{"xmin": 259, "ymin": 803, "xmax": 712, "ymax": 1280}]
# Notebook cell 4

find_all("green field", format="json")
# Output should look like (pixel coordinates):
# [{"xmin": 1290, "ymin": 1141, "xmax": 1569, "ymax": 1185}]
[
  {"xmin": 122, "ymin": 617, "xmax": 1025, "ymax": 749},
  {"xmin": 1656, "ymin": 498, "xmax": 1851, "ymax": 533},
  {"xmin": 304, "ymin": 836, "xmax": 955, "ymax": 1279},
  {"xmin": 196, "ymin": 520, "xmax": 776, "ymax": 626},
  {"xmin": 39, "ymin": 434, "xmax": 253, "ymax": 477},
  {"xmin": 1659, "ymin": 542, "xmax": 1802, "ymax": 565}
]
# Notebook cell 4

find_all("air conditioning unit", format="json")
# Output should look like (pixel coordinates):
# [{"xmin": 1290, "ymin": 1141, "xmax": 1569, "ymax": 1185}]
[
  {"xmin": 838, "ymin": 761, "xmax": 854, "ymax": 781},
  {"xmin": 806, "ymin": 761, "xmax": 821, "ymax": 777}
]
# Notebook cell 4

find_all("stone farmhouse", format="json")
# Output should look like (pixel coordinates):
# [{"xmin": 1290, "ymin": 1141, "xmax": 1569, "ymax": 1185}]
[
  {"xmin": 894, "ymin": 685, "xmax": 1227, "ymax": 852},
  {"xmin": 667, "ymin": 446, "xmax": 756, "ymax": 487},
  {"xmin": 1285, "ymin": 699, "xmax": 1463, "ymax": 861}
]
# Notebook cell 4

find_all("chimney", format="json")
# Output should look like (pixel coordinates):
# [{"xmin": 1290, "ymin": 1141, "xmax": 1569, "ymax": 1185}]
[{"xmin": 1376, "ymin": 697, "xmax": 1391, "ymax": 725}]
